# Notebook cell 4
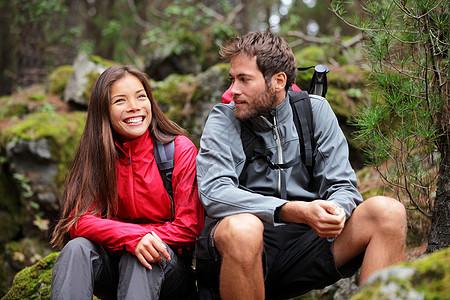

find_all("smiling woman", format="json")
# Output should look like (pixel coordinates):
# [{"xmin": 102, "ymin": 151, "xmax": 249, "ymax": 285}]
[
  {"xmin": 109, "ymin": 74, "xmax": 152, "ymax": 142},
  {"xmin": 49, "ymin": 65, "xmax": 204, "ymax": 299}
]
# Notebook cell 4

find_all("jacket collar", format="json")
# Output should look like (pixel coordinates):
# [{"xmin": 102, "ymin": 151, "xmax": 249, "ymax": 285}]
[
  {"xmin": 115, "ymin": 129, "xmax": 153, "ymax": 158},
  {"xmin": 248, "ymin": 94, "xmax": 291, "ymax": 130}
]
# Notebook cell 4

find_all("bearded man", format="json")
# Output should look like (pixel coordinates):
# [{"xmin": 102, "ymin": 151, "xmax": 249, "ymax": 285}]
[{"xmin": 195, "ymin": 31, "xmax": 407, "ymax": 300}]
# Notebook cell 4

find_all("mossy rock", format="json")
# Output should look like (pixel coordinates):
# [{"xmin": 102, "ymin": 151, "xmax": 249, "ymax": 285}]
[
  {"xmin": 189, "ymin": 63, "xmax": 230, "ymax": 143},
  {"xmin": 0, "ymin": 111, "xmax": 86, "ymax": 187},
  {"xmin": 48, "ymin": 65, "xmax": 73, "ymax": 96},
  {"xmin": 151, "ymin": 73, "xmax": 197, "ymax": 125},
  {"xmin": 0, "ymin": 98, "xmax": 28, "ymax": 120},
  {"xmin": 351, "ymin": 247, "xmax": 450, "ymax": 300},
  {"xmin": 80, "ymin": 56, "xmax": 118, "ymax": 102},
  {"xmin": 2, "ymin": 252, "xmax": 58, "ymax": 300},
  {"xmin": 81, "ymin": 70, "xmax": 103, "ymax": 105},
  {"xmin": 88, "ymin": 55, "xmax": 118, "ymax": 68}
]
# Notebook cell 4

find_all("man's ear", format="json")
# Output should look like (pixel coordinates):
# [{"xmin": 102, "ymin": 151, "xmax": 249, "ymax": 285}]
[{"xmin": 272, "ymin": 72, "xmax": 287, "ymax": 92}]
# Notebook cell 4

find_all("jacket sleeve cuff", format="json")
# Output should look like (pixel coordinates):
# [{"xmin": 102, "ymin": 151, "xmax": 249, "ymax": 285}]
[{"xmin": 274, "ymin": 205, "xmax": 282, "ymax": 223}]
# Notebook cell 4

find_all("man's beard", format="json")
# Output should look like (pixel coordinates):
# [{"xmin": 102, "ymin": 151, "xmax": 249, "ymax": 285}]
[{"xmin": 235, "ymin": 87, "xmax": 277, "ymax": 121}]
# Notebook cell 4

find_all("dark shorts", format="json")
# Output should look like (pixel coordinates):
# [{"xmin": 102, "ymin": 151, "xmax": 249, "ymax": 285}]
[{"xmin": 195, "ymin": 216, "xmax": 363, "ymax": 300}]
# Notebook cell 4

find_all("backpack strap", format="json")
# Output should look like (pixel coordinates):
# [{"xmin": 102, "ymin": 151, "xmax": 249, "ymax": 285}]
[
  {"xmin": 154, "ymin": 138, "xmax": 175, "ymax": 221},
  {"xmin": 238, "ymin": 121, "xmax": 263, "ymax": 187},
  {"xmin": 288, "ymin": 90, "xmax": 315, "ymax": 178}
]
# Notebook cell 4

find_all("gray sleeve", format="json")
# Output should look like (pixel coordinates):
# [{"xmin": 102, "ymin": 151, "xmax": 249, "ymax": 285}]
[
  {"xmin": 196, "ymin": 104, "xmax": 288, "ymax": 225},
  {"xmin": 310, "ymin": 95, "xmax": 363, "ymax": 218}
]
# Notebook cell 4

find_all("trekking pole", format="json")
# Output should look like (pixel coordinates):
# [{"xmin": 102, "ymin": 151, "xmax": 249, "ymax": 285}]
[{"xmin": 308, "ymin": 64, "xmax": 330, "ymax": 97}]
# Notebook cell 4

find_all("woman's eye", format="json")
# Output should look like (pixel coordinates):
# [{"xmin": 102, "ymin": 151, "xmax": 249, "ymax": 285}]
[{"xmin": 138, "ymin": 94, "xmax": 147, "ymax": 99}]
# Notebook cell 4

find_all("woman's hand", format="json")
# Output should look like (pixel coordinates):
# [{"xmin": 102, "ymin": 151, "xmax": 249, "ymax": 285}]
[{"xmin": 134, "ymin": 231, "xmax": 171, "ymax": 269}]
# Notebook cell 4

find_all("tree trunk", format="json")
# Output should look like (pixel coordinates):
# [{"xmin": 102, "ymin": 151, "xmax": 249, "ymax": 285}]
[
  {"xmin": 427, "ymin": 131, "xmax": 450, "ymax": 252},
  {"xmin": 58, "ymin": 0, "xmax": 86, "ymax": 65},
  {"xmin": 17, "ymin": 14, "xmax": 46, "ymax": 87}
]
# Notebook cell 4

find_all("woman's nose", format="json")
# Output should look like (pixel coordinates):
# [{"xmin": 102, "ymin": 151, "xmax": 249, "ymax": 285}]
[{"xmin": 126, "ymin": 98, "xmax": 140, "ymax": 111}]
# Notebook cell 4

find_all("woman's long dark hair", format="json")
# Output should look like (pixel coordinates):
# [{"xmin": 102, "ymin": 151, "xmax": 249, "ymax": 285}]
[{"xmin": 51, "ymin": 65, "xmax": 187, "ymax": 249}]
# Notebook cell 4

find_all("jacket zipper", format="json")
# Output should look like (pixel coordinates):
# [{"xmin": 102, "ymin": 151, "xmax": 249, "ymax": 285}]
[
  {"xmin": 272, "ymin": 115, "xmax": 284, "ymax": 196},
  {"xmin": 261, "ymin": 114, "xmax": 284, "ymax": 196}
]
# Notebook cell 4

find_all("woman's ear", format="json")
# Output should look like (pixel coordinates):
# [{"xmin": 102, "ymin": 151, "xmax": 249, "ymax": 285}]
[{"xmin": 272, "ymin": 72, "xmax": 287, "ymax": 92}]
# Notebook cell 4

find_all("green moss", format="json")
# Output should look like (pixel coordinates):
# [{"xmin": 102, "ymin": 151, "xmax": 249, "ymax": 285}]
[
  {"xmin": 351, "ymin": 248, "xmax": 450, "ymax": 300},
  {"xmin": 358, "ymin": 187, "xmax": 384, "ymax": 200},
  {"xmin": 89, "ymin": 55, "xmax": 118, "ymax": 67},
  {"xmin": 2, "ymin": 252, "xmax": 58, "ymax": 300},
  {"xmin": 295, "ymin": 69, "xmax": 314, "ymax": 91},
  {"xmin": 295, "ymin": 46, "xmax": 326, "ymax": 67},
  {"xmin": 412, "ymin": 248, "xmax": 450, "ymax": 298},
  {"xmin": 48, "ymin": 65, "xmax": 73, "ymax": 95},
  {"xmin": 82, "ymin": 71, "xmax": 102, "ymax": 104},
  {"xmin": 0, "ymin": 111, "xmax": 86, "ymax": 187},
  {"xmin": 28, "ymin": 93, "xmax": 46, "ymax": 102},
  {"xmin": 326, "ymin": 87, "xmax": 353, "ymax": 120},
  {"xmin": 152, "ymin": 74, "xmax": 197, "ymax": 123},
  {"xmin": 0, "ymin": 100, "xmax": 28, "ymax": 120}
]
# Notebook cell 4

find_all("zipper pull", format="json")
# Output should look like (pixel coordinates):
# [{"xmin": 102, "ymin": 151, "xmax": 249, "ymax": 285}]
[{"xmin": 127, "ymin": 155, "xmax": 131, "ymax": 165}]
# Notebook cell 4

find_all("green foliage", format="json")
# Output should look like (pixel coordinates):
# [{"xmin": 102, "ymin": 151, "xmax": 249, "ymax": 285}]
[
  {"xmin": 142, "ymin": 0, "xmax": 235, "ymax": 68},
  {"xmin": 48, "ymin": 65, "xmax": 73, "ymax": 95},
  {"xmin": 332, "ymin": 0, "xmax": 449, "ymax": 218},
  {"xmin": 1, "ymin": 0, "xmax": 66, "ymax": 28},
  {"xmin": 12, "ymin": 173, "xmax": 33, "ymax": 199}
]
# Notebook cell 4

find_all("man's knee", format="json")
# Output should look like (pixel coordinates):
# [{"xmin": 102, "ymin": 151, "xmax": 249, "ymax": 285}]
[
  {"xmin": 363, "ymin": 196, "xmax": 406, "ymax": 233},
  {"xmin": 214, "ymin": 213, "xmax": 264, "ymax": 258}
]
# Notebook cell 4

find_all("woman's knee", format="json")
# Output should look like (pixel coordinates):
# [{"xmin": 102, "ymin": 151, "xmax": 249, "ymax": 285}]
[
  {"xmin": 214, "ymin": 213, "xmax": 264, "ymax": 257},
  {"xmin": 59, "ymin": 237, "xmax": 98, "ymax": 259}
]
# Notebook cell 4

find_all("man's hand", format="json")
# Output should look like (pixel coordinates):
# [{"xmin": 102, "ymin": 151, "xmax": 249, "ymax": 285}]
[
  {"xmin": 134, "ymin": 231, "xmax": 171, "ymax": 269},
  {"xmin": 280, "ymin": 200, "xmax": 345, "ymax": 237}
]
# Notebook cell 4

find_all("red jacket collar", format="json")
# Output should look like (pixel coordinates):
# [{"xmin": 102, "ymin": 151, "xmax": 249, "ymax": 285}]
[{"xmin": 114, "ymin": 129, "xmax": 153, "ymax": 158}]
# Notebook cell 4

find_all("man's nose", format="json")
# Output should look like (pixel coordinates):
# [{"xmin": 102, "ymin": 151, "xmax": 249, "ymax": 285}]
[{"xmin": 230, "ymin": 83, "xmax": 241, "ymax": 97}]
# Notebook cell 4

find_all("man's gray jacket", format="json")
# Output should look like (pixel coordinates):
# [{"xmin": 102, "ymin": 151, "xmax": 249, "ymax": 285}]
[{"xmin": 196, "ymin": 94, "xmax": 363, "ymax": 226}]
